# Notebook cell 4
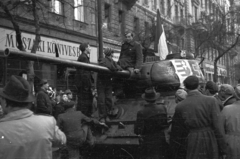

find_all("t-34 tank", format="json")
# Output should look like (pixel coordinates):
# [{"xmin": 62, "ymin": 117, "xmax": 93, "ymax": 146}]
[{"xmin": 2, "ymin": 49, "xmax": 205, "ymax": 158}]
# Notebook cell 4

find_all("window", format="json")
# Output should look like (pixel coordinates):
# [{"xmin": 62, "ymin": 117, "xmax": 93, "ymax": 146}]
[
  {"xmin": 145, "ymin": 22, "xmax": 149, "ymax": 35},
  {"xmin": 0, "ymin": 59, "xmax": 4, "ymax": 85},
  {"xmin": 51, "ymin": 0, "xmax": 64, "ymax": 15},
  {"xmin": 104, "ymin": 3, "xmax": 111, "ymax": 29},
  {"xmin": 167, "ymin": 0, "xmax": 171, "ymax": 18},
  {"xmin": 175, "ymin": 5, "xmax": 178, "ymax": 20},
  {"xmin": 119, "ymin": 10, "xmax": 125, "ymax": 35},
  {"xmin": 205, "ymin": 0, "xmax": 208, "ymax": 13},
  {"xmin": 133, "ymin": 17, "xmax": 140, "ymax": 33},
  {"xmin": 180, "ymin": 8, "xmax": 184, "ymax": 18},
  {"xmin": 152, "ymin": 0, "xmax": 157, "ymax": 10},
  {"xmin": 74, "ymin": 0, "xmax": 84, "ymax": 21},
  {"xmin": 194, "ymin": 6, "xmax": 198, "ymax": 22},
  {"xmin": 161, "ymin": 0, "xmax": 165, "ymax": 15},
  {"xmin": 144, "ymin": 0, "xmax": 148, "ymax": 6}
]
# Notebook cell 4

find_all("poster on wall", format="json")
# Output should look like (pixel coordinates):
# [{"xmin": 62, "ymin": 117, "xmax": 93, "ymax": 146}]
[{"xmin": 0, "ymin": 28, "xmax": 98, "ymax": 63}]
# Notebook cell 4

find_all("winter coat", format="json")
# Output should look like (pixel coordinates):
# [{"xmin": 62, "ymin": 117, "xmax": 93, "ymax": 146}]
[
  {"xmin": 118, "ymin": 41, "xmax": 143, "ymax": 69},
  {"xmin": 36, "ymin": 88, "xmax": 53, "ymax": 115},
  {"xmin": 221, "ymin": 100, "xmax": 240, "ymax": 159},
  {"xmin": 170, "ymin": 90, "xmax": 227, "ymax": 159},
  {"xmin": 134, "ymin": 103, "xmax": 168, "ymax": 158},
  {"xmin": 98, "ymin": 56, "xmax": 122, "ymax": 84},
  {"xmin": 223, "ymin": 96, "xmax": 237, "ymax": 107},
  {"xmin": 57, "ymin": 108, "xmax": 98, "ymax": 147},
  {"xmin": 0, "ymin": 109, "xmax": 66, "ymax": 159},
  {"xmin": 75, "ymin": 52, "xmax": 93, "ymax": 89}
]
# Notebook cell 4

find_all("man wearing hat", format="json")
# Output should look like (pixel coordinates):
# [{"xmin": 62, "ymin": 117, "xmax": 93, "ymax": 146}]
[
  {"xmin": 204, "ymin": 81, "xmax": 223, "ymax": 111},
  {"xmin": 220, "ymin": 85, "xmax": 240, "ymax": 158},
  {"xmin": 170, "ymin": 76, "xmax": 227, "ymax": 159},
  {"xmin": 134, "ymin": 87, "xmax": 168, "ymax": 159},
  {"xmin": 0, "ymin": 75, "xmax": 66, "ymax": 159},
  {"xmin": 219, "ymin": 84, "xmax": 237, "ymax": 107},
  {"xmin": 97, "ymin": 48, "xmax": 122, "ymax": 122},
  {"xmin": 36, "ymin": 78, "xmax": 53, "ymax": 115},
  {"xmin": 75, "ymin": 43, "xmax": 94, "ymax": 116}
]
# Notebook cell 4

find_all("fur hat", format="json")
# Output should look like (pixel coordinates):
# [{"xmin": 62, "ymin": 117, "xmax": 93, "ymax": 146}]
[
  {"xmin": 0, "ymin": 75, "xmax": 35, "ymax": 103},
  {"xmin": 104, "ymin": 48, "xmax": 114, "ymax": 56},
  {"xmin": 142, "ymin": 87, "xmax": 160, "ymax": 102}
]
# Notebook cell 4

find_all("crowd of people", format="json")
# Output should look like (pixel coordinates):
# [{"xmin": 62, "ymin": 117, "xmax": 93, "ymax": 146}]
[
  {"xmin": 134, "ymin": 76, "xmax": 240, "ymax": 159},
  {"xmin": 1, "ymin": 30, "xmax": 240, "ymax": 159}
]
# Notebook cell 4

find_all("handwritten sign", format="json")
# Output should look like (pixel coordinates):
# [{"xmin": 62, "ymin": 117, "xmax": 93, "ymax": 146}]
[{"xmin": 170, "ymin": 59, "xmax": 205, "ymax": 87}]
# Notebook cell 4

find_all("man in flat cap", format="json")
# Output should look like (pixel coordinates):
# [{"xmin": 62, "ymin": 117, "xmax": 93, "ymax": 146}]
[
  {"xmin": 36, "ymin": 79, "xmax": 53, "ymax": 115},
  {"xmin": 135, "ymin": 87, "xmax": 168, "ymax": 159},
  {"xmin": 75, "ymin": 43, "xmax": 94, "ymax": 116},
  {"xmin": 0, "ymin": 75, "xmax": 66, "ymax": 159},
  {"xmin": 220, "ymin": 84, "xmax": 240, "ymax": 158},
  {"xmin": 170, "ymin": 76, "xmax": 227, "ymax": 159},
  {"xmin": 218, "ymin": 84, "xmax": 237, "ymax": 107}
]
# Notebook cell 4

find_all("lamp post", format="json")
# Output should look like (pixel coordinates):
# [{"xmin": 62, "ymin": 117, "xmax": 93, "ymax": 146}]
[{"xmin": 97, "ymin": 0, "xmax": 103, "ymax": 60}]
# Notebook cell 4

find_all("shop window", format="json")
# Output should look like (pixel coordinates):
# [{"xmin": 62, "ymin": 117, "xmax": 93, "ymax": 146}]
[
  {"xmin": 133, "ymin": 17, "xmax": 140, "ymax": 34},
  {"xmin": 0, "ymin": 59, "xmax": 4, "ymax": 85},
  {"xmin": 104, "ymin": 3, "xmax": 111, "ymax": 30},
  {"xmin": 74, "ymin": 0, "xmax": 84, "ymax": 22},
  {"xmin": 50, "ymin": 0, "xmax": 64, "ymax": 15}
]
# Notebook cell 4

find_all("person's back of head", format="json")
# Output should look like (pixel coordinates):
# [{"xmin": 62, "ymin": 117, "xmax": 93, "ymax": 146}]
[
  {"xmin": 0, "ymin": 75, "xmax": 35, "ymax": 113},
  {"xmin": 205, "ymin": 81, "xmax": 218, "ymax": 95},
  {"xmin": 175, "ymin": 89, "xmax": 187, "ymax": 103},
  {"xmin": 183, "ymin": 76, "xmax": 199, "ymax": 91},
  {"xmin": 79, "ymin": 43, "xmax": 89, "ymax": 52},
  {"xmin": 219, "ymin": 84, "xmax": 235, "ymax": 99}
]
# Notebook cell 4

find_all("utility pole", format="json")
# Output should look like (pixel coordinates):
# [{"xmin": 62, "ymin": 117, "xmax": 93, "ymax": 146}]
[{"xmin": 97, "ymin": 0, "xmax": 103, "ymax": 60}]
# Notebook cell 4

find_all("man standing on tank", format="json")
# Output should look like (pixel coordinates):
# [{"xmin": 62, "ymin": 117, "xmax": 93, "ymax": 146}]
[{"xmin": 75, "ymin": 43, "xmax": 94, "ymax": 116}]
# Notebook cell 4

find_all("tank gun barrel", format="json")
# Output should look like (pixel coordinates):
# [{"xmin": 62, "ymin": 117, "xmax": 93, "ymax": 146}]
[{"xmin": 1, "ymin": 49, "xmax": 130, "ymax": 78}]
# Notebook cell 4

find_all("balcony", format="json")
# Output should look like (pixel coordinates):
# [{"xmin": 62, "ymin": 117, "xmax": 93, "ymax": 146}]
[{"xmin": 121, "ymin": 0, "xmax": 138, "ymax": 10}]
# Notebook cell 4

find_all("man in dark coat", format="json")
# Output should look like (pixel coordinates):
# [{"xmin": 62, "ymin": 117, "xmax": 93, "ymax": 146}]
[
  {"xmin": 36, "ymin": 79, "xmax": 53, "ymax": 115},
  {"xmin": 118, "ymin": 32, "xmax": 143, "ymax": 73},
  {"xmin": 97, "ymin": 48, "xmax": 122, "ymax": 122},
  {"xmin": 170, "ymin": 76, "xmax": 227, "ymax": 159},
  {"xmin": 204, "ymin": 81, "xmax": 224, "ymax": 111},
  {"xmin": 219, "ymin": 84, "xmax": 236, "ymax": 107},
  {"xmin": 75, "ymin": 43, "xmax": 94, "ymax": 116},
  {"xmin": 57, "ymin": 101, "xmax": 104, "ymax": 159},
  {"xmin": 134, "ymin": 87, "xmax": 168, "ymax": 159}
]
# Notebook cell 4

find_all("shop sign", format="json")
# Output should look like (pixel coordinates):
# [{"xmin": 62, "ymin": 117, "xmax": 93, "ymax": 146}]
[
  {"xmin": 0, "ymin": 28, "xmax": 98, "ymax": 63},
  {"xmin": 204, "ymin": 63, "xmax": 227, "ymax": 76}
]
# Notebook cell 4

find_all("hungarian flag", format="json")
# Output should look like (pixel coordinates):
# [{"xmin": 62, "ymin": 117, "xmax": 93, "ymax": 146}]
[{"xmin": 154, "ymin": 9, "xmax": 169, "ymax": 60}]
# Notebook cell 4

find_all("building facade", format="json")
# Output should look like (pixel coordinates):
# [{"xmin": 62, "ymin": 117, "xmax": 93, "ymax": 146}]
[{"xmin": 0, "ymin": 0, "xmax": 98, "ymax": 90}]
